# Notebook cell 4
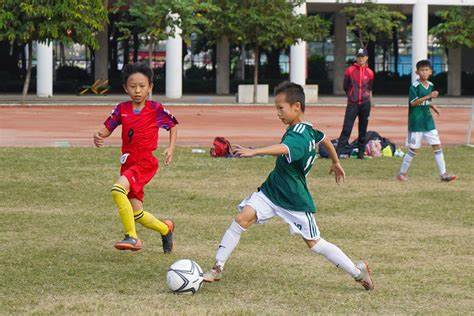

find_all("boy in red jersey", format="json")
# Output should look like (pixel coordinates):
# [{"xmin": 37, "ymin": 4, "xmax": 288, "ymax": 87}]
[{"xmin": 93, "ymin": 63, "xmax": 178, "ymax": 253}]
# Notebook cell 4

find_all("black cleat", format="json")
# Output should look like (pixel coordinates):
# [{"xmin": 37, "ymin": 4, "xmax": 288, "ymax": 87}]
[{"xmin": 162, "ymin": 219, "xmax": 174, "ymax": 254}]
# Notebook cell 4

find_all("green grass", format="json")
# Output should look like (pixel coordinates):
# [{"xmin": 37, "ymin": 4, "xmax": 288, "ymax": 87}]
[{"xmin": 1, "ymin": 146, "xmax": 473, "ymax": 315}]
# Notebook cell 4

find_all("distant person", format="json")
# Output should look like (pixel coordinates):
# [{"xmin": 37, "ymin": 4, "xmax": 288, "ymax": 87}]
[
  {"xmin": 93, "ymin": 62, "xmax": 178, "ymax": 252},
  {"xmin": 336, "ymin": 48, "xmax": 374, "ymax": 159},
  {"xmin": 202, "ymin": 81, "xmax": 374, "ymax": 291},
  {"xmin": 397, "ymin": 59, "xmax": 456, "ymax": 182}
]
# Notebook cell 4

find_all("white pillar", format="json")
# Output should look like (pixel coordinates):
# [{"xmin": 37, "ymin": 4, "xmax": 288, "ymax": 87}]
[
  {"xmin": 333, "ymin": 12, "xmax": 347, "ymax": 95},
  {"xmin": 166, "ymin": 23, "xmax": 182, "ymax": 99},
  {"xmin": 411, "ymin": 0, "xmax": 428, "ymax": 83},
  {"xmin": 290, "ymin": 2, "xmax": 307, "ymax": 86},
  {"xmin": 37, "ymin": 41, "xmax": 53, "ymax": 97}
]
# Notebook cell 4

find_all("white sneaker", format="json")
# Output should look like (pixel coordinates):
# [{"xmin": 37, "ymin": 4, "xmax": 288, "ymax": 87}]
[
  {"xmin": 203, "ymin": 264, "xmax": 222, "ymax": 282},
  {"xmin": 355, "ymin": 260, "xmax": 374, "ymax": 290}
]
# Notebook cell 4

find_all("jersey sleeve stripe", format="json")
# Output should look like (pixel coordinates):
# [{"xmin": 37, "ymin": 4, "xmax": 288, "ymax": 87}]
[{"xmin": 282, "ymin": 143, "xmax": 292, "ymax": 163}]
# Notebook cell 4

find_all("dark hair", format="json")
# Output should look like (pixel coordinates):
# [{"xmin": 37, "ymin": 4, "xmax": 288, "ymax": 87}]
[
  {"xmin": 416, "ymin": 59, "xmax": 432, "ymax": 70},
  {"xmin": 274, "ymin": 81, "xmax": 305, "ymax": 112},
  {"xmin": 122, "ymin": 62, "xmax": 154, "ymax": 84}
]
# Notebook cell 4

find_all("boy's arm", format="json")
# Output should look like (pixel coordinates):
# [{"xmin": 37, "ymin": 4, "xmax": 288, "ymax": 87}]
[
  {"xmin": 430, "ymin": 104, "xmax": 440, "ymax": 116},
  {"xmin": 93, "ymin": 126, "xmax": 111, "ymax": 148},
  {"xmin": 411, "ymin": 90, "xmax": 439, "ymax": 107},
  {"xmin": 233, "ymin": 144, "xmax": 288, "ymax": 158},
  {"xmin": 163, "ymin": 126, "xmax": 178, "ymax": 165},
  {"xmin": 320, "ymin": 137, "xmax": 345, "ymax": 184}
]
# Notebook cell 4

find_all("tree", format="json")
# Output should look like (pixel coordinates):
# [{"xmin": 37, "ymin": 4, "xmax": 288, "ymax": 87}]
[
  {"xmin": 0, "ymin": 0, "xmax": 107, "ymax": 102},
  {"xmin": 430, "ymin": 7, "xmax": 474, "ymax": 48},
  {"xmin": 430, "ymin": 7, "xmax": 474, "ymax": 95},
  {"xmin": 343, "ymin": 2, "xmax": 406, "ymax": 69},
  {"xmin": 205, "ymin": 0, "xmax": 329, "ymax": 103},
  {"xmin": 113, "ymin": 0, "xmax": 208, "ymax": 71}
]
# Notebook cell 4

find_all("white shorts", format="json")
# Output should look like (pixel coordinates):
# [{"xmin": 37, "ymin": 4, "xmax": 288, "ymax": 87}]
[
  {"xmin": 237, "ymin": 191, "xmax": 320, "ymax": 240},
  {"xmin": 406, "ymin": 129, "xmax": 441, "ymax": 149}
]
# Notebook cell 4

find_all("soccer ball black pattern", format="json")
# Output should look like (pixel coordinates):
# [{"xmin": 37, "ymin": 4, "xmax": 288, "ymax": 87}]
[{"xmin": 167, "ymin": 259, "xmax": 204, "ymax": 294}]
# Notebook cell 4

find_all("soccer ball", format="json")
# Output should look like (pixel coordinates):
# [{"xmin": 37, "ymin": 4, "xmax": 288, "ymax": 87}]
[{"xmin": 167, "ymin": 259, "xmax": 204, "ymax": 294}]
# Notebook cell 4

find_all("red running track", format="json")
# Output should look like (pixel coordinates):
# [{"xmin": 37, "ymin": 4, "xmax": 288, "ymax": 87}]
[{"xmin": 0, "ymin": 105, "xmax": 472, "ymax": 147}]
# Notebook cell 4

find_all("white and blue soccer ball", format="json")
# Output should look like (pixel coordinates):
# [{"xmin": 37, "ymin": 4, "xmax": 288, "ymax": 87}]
[{"xmin": 167, "ymin": 259, "xmax": 204, "ymax": 294}]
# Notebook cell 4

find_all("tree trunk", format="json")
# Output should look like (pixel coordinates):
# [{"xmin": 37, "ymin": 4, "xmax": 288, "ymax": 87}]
[
  {"xmin": 148, "ymin": 41, "xmax": 154, "ymax": 70},
  {"xmin": 21, "ymin": 43, "xmax": 33, "ymax": 104},
  {"xmin": 367, "ymin": 41, "xmax": 375, "ymax": 70},
  {"xmin": 133, "ymin": 32, "xmax": 139, "ymax": 62},
  {"xmin": 265, "ymin": 48, "xmax": 281, "ymax": 79},
  {"xmin": 123, "ymin": 39, "xmax": 130, "ymax": 65},
  {"xmin": 236, "ymin": 44, "xmax": 246, "ymax": 81},
  {"xmin": 59, "ymin": 43, "xmax": 66, "ymax": 66},
  {"xmin": 392, "ymin": 28, "xmax": 399, "ymax": 78},
  {"xmin": 382, "ymin": 47, "xmax": 386, "ymax": 72},
  {"xmin": 110, "ymin": 28, "xmax": 118, "ymax": 72},
  {"xmin": 21, "ymin": 44, "xmax": 27, "ymax": 75},
  {"xmin": 216, "ymin": 35, "xmax": 230, "ymax": 94},
  {"xmin": 253, "ymin": 45, "xmax": 259, "ymax": 104}
]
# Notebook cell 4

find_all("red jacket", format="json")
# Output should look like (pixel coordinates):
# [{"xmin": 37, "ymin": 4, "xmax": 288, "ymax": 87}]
[{"xmin": 344, "ymin": 63, "xmax": 374, "ymax": 105}]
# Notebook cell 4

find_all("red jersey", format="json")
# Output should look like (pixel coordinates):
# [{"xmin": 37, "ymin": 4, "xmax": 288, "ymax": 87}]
[{"xmin": 104, "ymin": 100, "xmax": 178, "ymax": 154}]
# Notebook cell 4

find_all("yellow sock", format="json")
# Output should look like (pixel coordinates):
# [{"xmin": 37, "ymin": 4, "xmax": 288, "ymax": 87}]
[
  {"xmin": 111, "ymin": 184, "xmax": 137, "ymax": 239},
  {"xmin": 133, "ymin": 210, "xmax": 169, "ymax": 236}
]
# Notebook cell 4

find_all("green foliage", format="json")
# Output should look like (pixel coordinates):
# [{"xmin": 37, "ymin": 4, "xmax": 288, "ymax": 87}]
[
  {"xmin": 233, "ymin": 0, "xmax": 329, "ymax": 49},
  {"xmin": 343, "ymin": 2, "xmax": 406, "ymax": 47},
  {"xmin": 113, "ymin": 0, "xmax": 209, "ymax": 46},
  {"xmin": 0, "ymin": 0, "xmax": 107, "ymax": 48},
  {"xmin": 430, "ymin": 7, "xmax": 474, "ymax": 48}
]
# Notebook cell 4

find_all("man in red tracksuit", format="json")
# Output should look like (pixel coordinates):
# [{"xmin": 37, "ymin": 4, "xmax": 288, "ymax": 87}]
[{"xmin": 336, "ymin": 48, "xmax": 374, "ymax": 159}]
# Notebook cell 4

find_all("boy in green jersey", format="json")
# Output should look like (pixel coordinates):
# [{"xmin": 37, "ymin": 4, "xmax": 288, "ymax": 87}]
[
  {"xmin": 203, "ymin": 81, "xmax": 374, "ymax": 291},
  {"xmin": 397, "ymin": 60, "xmax": 456, "ymax": 182}
]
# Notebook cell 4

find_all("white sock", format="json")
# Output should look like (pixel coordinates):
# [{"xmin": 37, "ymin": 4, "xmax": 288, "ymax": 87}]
[
  {"xmin": 434, "ymin": 149, "xmax": 446, "ymax": 175},
  {"xmin": 215, "ymin": 220, "xmax": 246, "ymax": 268},
  {"xmin": 311, "ymin": 238, "xmax": 360, "ymax": 278},
  {"xmin": 399, "ymin": 149, "xmax": 416, "ymax": 174}
]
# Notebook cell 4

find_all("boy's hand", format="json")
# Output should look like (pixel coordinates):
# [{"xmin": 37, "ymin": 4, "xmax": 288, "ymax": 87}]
[
  {"xmin": 164, "ymin": 147, "xmax": 174, "ymax": 165},
  {"xmin": 430, "ymin": 90, "xmax": 439, "ymax": 99},
  {"xmin": 430, "ymin": 105, "xmax": 440, "ymax": 116},
  {"xmin": 233, "ymin": 145, "xmax": 256, "ymax": 158},
  {"xmin": 93, "ymin": 132, "xmax": 104, "ymax": 147},
  {"xmin": 329, "ymin": 162, "xmax": 345, "ymax": 185}
]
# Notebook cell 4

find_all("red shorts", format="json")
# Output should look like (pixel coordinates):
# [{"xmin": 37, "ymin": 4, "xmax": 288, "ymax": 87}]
[{"xmin": 120, "ymin": 152, "xmax": 158, "ymax": 201}]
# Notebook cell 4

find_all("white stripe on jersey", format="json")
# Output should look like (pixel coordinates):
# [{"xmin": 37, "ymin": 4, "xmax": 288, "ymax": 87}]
[
  {"xmin": 293, "ymin": 124, "xmax": 301, "ymax": 132},
  {"xmin": 299, "ymin": 125, "xmax": 306, "ymax": 133}
]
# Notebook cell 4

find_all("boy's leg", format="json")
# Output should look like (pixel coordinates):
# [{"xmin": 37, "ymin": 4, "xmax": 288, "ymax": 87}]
[
  {"xmin": 305, "ymin": 238, "xmax": 360, "ymax": 278},
  {"xmin": 130, "ymin": 199, "xmax": 174, "ymax": 253},
  {"xmin": 432, "ymin": 144, "xmax": 457, "ymax": 181},
  {"xmin": 398, "ymin": 147, "xmax": 417, "ymax": 180},
  {"xmin": 336, "ymin": 104, "xmax": 359, "ymax": 156},
  {"xmin": 111, "ymin": 176, "xmax": 141, "ymax": 250},
  {"xmin": 432, "ymin": 144, "xmax": 446, "ymax": 175},
  {"xmin": 305, "ymin": 238, "xmax": 374, "ymax": 290},
  {"xmin": 204, "ymin": 206, "xmax": 257, "ymax": 282}
]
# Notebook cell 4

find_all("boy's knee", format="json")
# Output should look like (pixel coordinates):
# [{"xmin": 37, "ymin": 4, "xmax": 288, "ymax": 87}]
[
  {"xmin": 111, "ymin": 183, "xmax": 128, "ymax": 198},
  {"xmin": 235, "ymin": 207, "xmax": 257, "ymax": 229}
]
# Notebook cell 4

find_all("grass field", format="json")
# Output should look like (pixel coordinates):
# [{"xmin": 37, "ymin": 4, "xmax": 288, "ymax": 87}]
[{"xmin": 1, "ymin": 146, "xmax": 473, "ymax": 315}]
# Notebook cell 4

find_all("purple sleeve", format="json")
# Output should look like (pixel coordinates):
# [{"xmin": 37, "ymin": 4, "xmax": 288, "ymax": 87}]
[
  {"xmin": 104, "ymin": 104, "xmax": 122, "ymax": 132},
  {"xmin": 156, "ymin": 105, "xmax": 178, "ymax": 130}
]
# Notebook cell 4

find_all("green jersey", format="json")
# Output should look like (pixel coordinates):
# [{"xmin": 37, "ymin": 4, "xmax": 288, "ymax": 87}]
[
  {"xmin": 408, "ymin": 80, "xmax": 436, "ymax": 132},
  {"xmin": 260, "ymin": 122, "xmax": 325, "ymax": 213}
]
